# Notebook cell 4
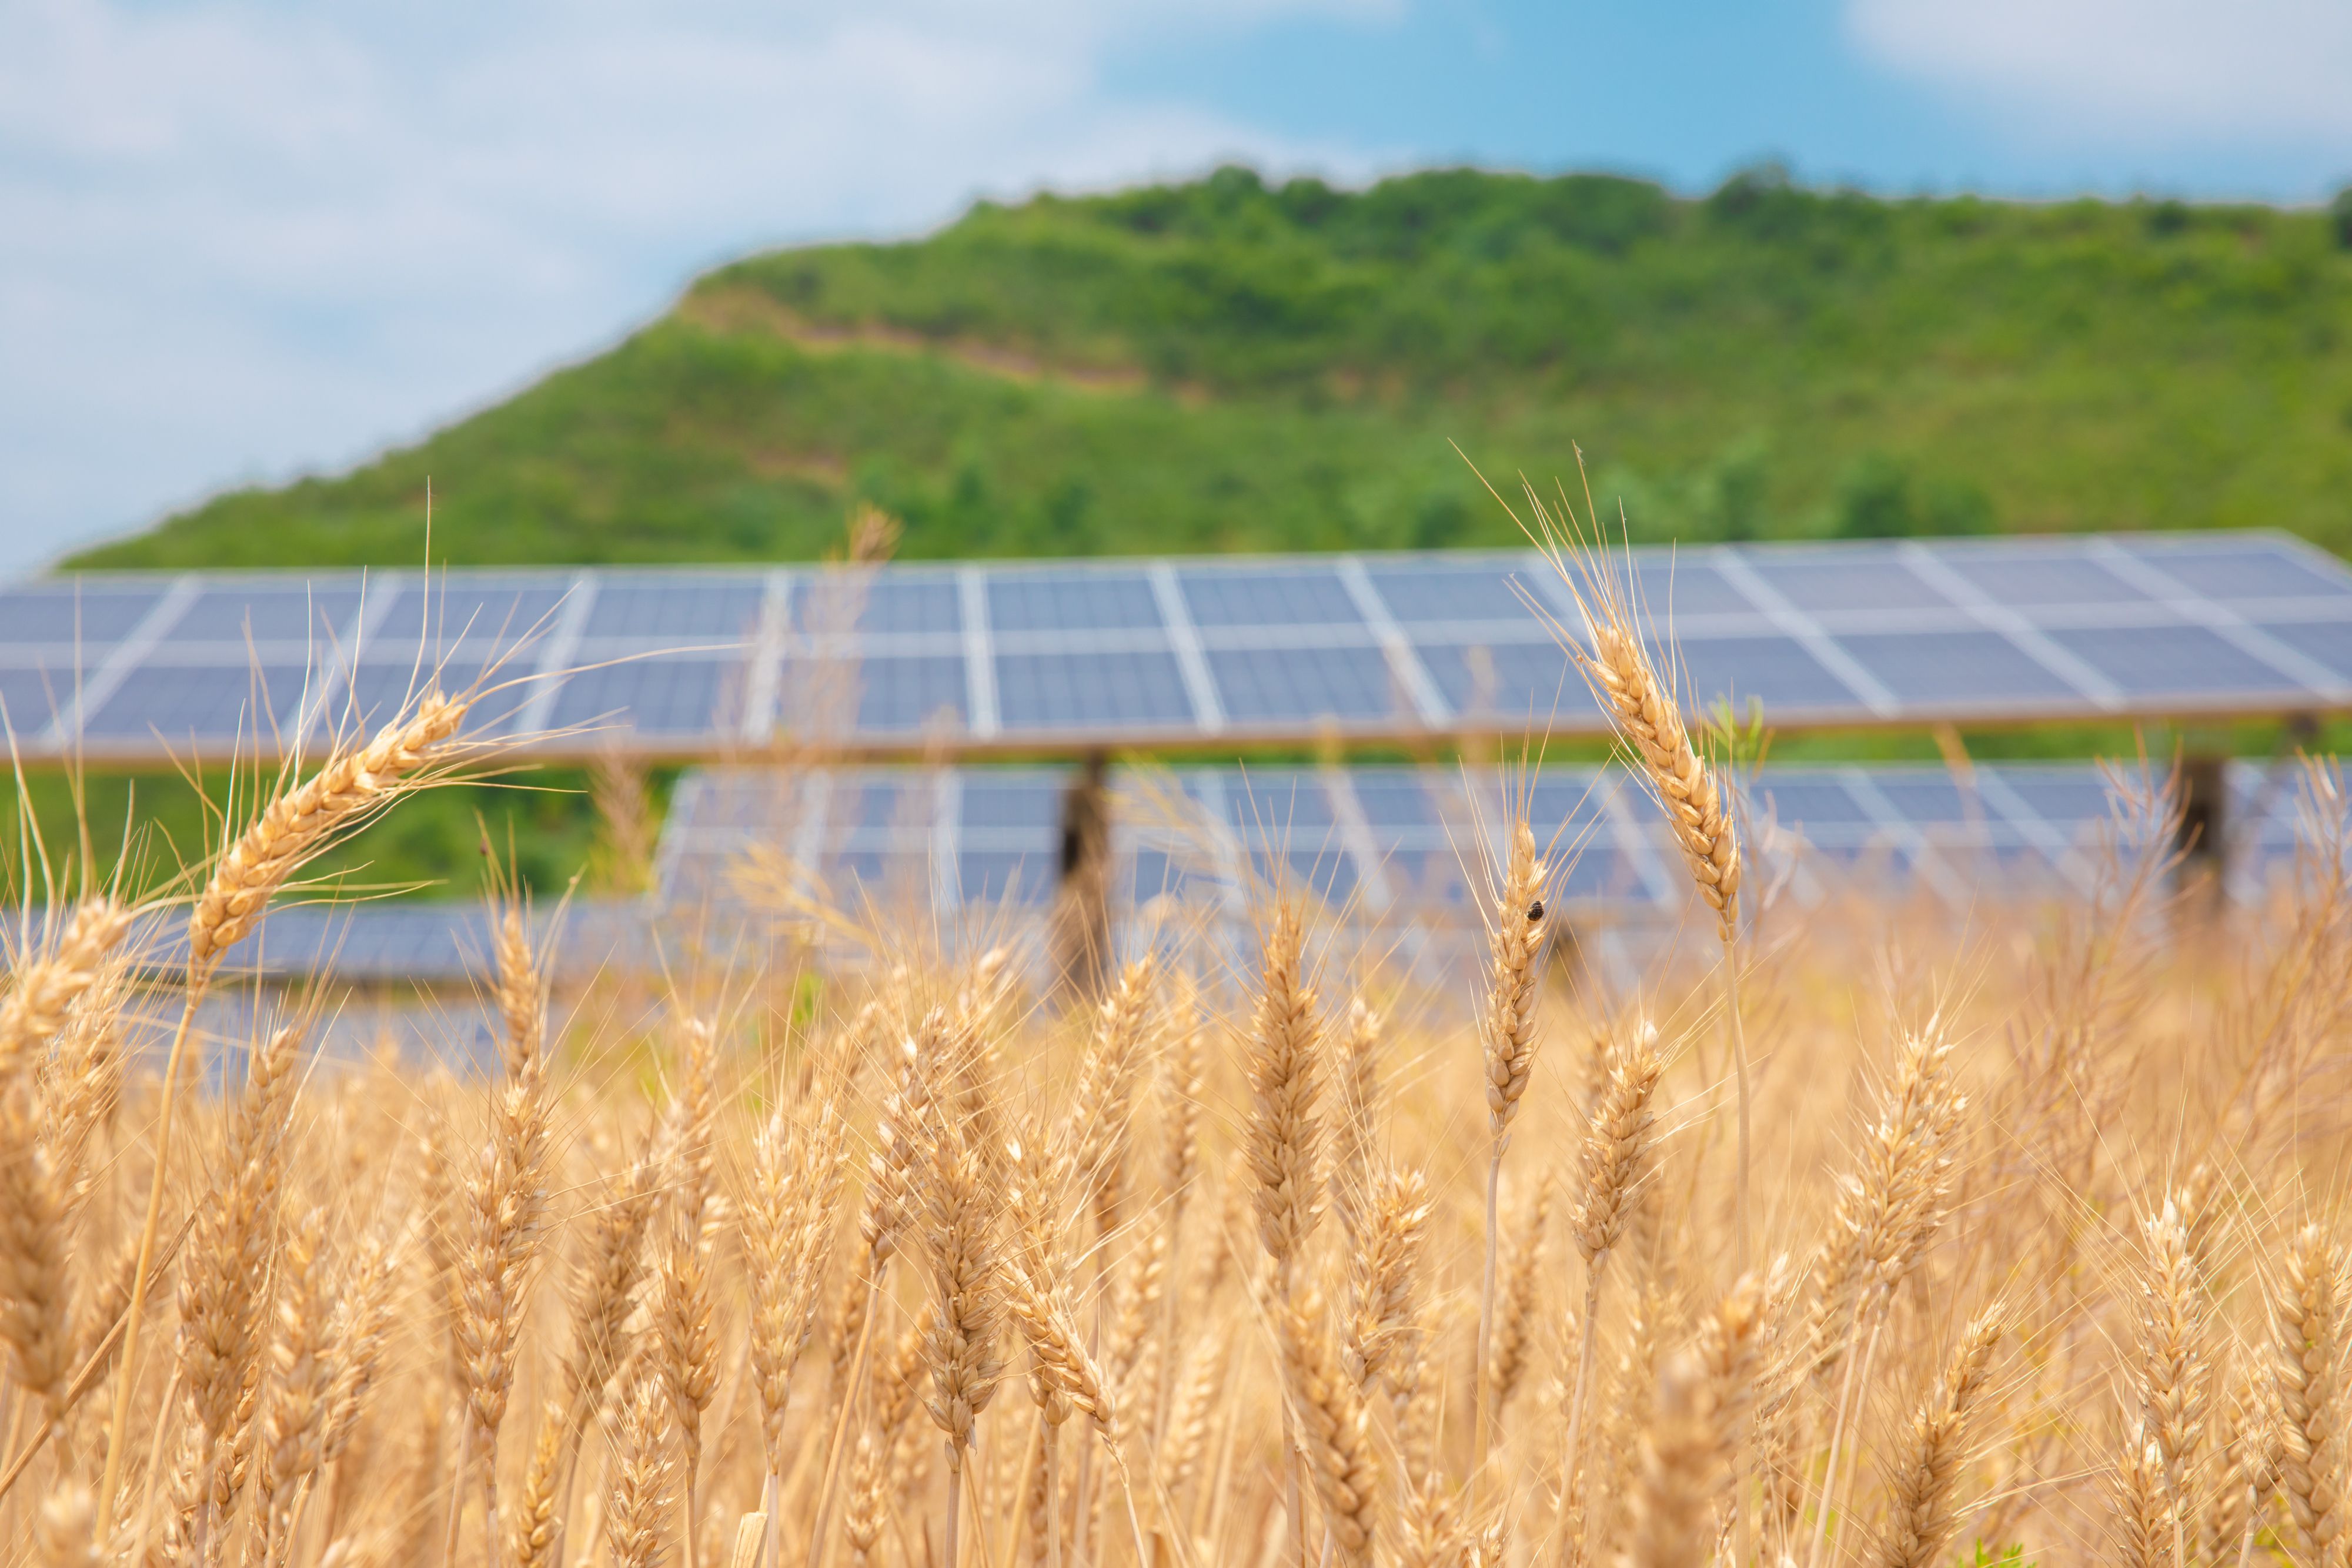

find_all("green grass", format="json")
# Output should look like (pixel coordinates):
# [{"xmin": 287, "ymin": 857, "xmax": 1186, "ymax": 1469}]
[{"xmin": 73, "ymin": 164, "xmax": 2352, "ymax": 572}]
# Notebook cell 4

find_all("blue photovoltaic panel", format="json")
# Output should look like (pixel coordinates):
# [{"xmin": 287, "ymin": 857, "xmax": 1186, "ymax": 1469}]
[
  {"xmin": 2251, "ymin": 620, "xmax": 2352, "ymax": 683},
  {"xmin": 1224, "ymin": 770, "xmax": 1337, "ymax": 830},
  {"xmin": 1207, "ymin": 646, "xmax": 1399, "ymax": 723},
  {"xmin": 854, "ymin": 576, "xmax": 959, "ymax": 636},
  {"xmin": 1414, "ymin": 641, "xmax": 1581, "ymax": 720},
  {"xmin": 370, "ymin": 579, "xmax": 572, "ymax": 647},
  {"xmin": 1865, "ymin": 777, "xmax": 1975, "ymax": 821},
  {"xmin": 961, "ymin": 851, "xmax": 1054, "ymax": 907},
  {"xmin": 1348, "ymin": 771, "xmax": 1441, "ymax": 827},
  {"xmin": 0, "ymin": 584, "xmax": 168, "ymax": 646},
  {"xmin": 960, "ymin": 775, "xmax": 1063, "ymax": 831},
  {"xmin": 1378, "ymin": 848, "xmax": 1478, "ymax": 908},
  {"xmin": 1834, "ymin": 631, "xmax": 2080, "ymax": 704},
  {"xmin": 2123, "ymin": 541, "xmax": 2352, "ymax": 602},
  {"xmin": 2045, "ymin": 626, "xmax": 2306, "ymax": 697},
  {"xmin": 169, "ymin": 584, "xmax": 366, "ymax": 644},
  {"xmin": 1679, "ymin": 636, "xmax": 1860, "ymax": 710},
  {"xmin": 15, "ymin": 533, "xmax": 2352, "ymax": 763},
  {"xmin": 1178, "ymin": 566, "xmax": 1363, "ymax": 628},
  {"xmin": 1556, "ymin": 845, "xmax": 1655, "ymax": 901},
  {"xmin": 0, "ymin": 668, "xmax": 66, "ymax": 732},
  {"xmin": 550, "ymin": 657, "xmax": 732, "ymax": 737},
  {"xmin": 833, "ymin": 775, "xmax": 934, "ymax": 833},
  {"xmin": 340, "ymin": 660, "xmax": 532, "ymax": 736},
  {"xmin": 1248, "ymin": 846, "xmax": 1357, "ymax": 902},
  {"xmin": 1750, "ymin": 777, "xmax": 1874, "ymax": 826},
  {"xmin": 583, "ymin": 580, "xmax": 764, "ymax": 641},
  {"xmin": 1986, "ymin": 770, "xmax": 2116, "ymax": 823},
  {"xmin": 853, "ymin": 655, "xmax": 968, "ymax": 731},
  {"xmin": 83, "ymin": 662, "xmax": 309, "ymax": 740},
  {"xmin": 987, "ymin": 572, "xmax": 1161, "ymax": 633},
  {"xmin": 1743, "ymin": 553, "xmax": 1949, "ymax": 614},
  {"xmin": 1929, "ymin": 550, "xmax": 2149, "ymax": 607},
  {"xmin": 1126, "ymin": 848, "xmax": 1183, "ymax": 904},
  {"xmin": 1359, "ymin": 562, "xmax": 1531, "ymax": 625},
  {"xmin": 995, "ymin": 651, "xmax": 1193, "ymax": 730},
  {"xmin": 1627, "ymin": 559, "xmax": 1760, "ymax": 619}
]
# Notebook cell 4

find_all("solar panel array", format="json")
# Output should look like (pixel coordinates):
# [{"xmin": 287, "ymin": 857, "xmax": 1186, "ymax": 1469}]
[
  {"xmin": 654, "ymin": 758, "xmax": 2320, "ymax": 928},
  {"xmin": 10, "ymin": 532, "xmax": 2352, "ymax": 760},
  {"xmin": 99, "ymin": 755, "xmax": 2321, "ymax": 990}
]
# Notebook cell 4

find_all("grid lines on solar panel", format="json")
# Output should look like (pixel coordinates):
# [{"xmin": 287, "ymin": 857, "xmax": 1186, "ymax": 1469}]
[
  {"xmin": 1205, "ymin": 646, "xmax": 1402, "ymax": 723},
  {"xmin": 994, "ymin": 650, "xmax": 1192, "ymax": 730},
  {"xmin": 166, "ymin": 583, "xmax": 368, "ymax": 645},
  {"xmin": 1413, "ymin": 641, "xmax": 1582, "ymax": 721},
  {"xmin": 368, "ymin": 579, "xmax": 572, "ymax": 649},
  {"xmin": 0, "ymin": 583, "xmax": 173, "ymax": 647},
  {"xmin": 1739, "ymin": 550, "xmax": 1953, "ymax": 614},
  {"xmin": 2117, "ymin": 539, "xmax": 2352, "ymax": 603},
  {"xmin": 2251, "ymin": 620, "xmax": 2352, "ymax": 685},
  {"xmin": 549, "ymin": 654, "xmax": 735, "ymax": 737},
  {"xmin": 837, "ymin": 654, "xmax": 967, "ymax": 732},
  {"xmin": 0, "ymin": 668, "xmax": 69, "ymax": 735},
  {"xmin": 1675, "ymin": 636, "xmax": 1860, "ymax": 711},
  {"xmin": 582, "ymin": 579, "xmax": 766, "ymax": 641},
  {"xmin": 1177, "ymin": 566, "xmax": 1365, "ymax": 627},
  {"xmin": 339, "ymin": 660, "xmax": 532, "ymax": 738},
  {"xmin": 1356, "ymin": 561, "xmax": 1535, "ymax": 625},
  {"xmin": 2042, "ymin": 625, "xmax": 2311, "ymax": 698},
  {"xmin": 1830, "ymin": 631, "xmax": 2082, "ymax": 706},
  {"xmin": 1921, "ymin": 547, "xmax": 2149, "ymax": 608},
  {"xmin": 83, "ymin": 661, "xmax": 311, "ymax": 741},
  {"xmin": 985, "ymin": 571, "xmax": 1162, "ymax": 633},
  {"xmin": 844, "ymin": 574, "xmax": 959, "ymax": 636},
  {"xmin": 1626, "ymin": 558, "xmax": 1762, "ymax": 618}
]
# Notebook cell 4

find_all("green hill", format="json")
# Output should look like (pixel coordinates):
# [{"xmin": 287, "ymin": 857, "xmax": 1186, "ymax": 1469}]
[{"xmin": 72, "ymin": 165, "xmax": 2352, "ymax": 570}]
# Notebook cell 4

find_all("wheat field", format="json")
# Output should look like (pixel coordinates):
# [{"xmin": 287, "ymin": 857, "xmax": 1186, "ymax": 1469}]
[{"xmin": 5, "ymin": 531, "xmax": 2352, "ymax": 1568}]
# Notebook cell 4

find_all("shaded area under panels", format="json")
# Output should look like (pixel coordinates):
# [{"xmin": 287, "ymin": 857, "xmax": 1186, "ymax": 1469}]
[{"xmin": 10, "ymin": 533, "xmax": 2352, "ymax": 762}]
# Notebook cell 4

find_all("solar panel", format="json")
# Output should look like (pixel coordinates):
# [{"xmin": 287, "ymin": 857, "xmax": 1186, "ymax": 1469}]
[
  {"xmin": 0, "ymin": 582, "xmax": 172, "ymax": 646},
  {"xmin": 995, "ymin": 650, "xmax": 1194, "ymax": 730},
  {"xmin": 849, "ymin": 654, "xmax": 968, "ymax": 732},
  {"xmin": 2044, "ymin": 626, "xmax": 2303, "ymax": 697},
  {"xmin": 170, "ymin": 583, "xmax": 367, "ymax": 644},
  {"xmin": 14, "ymin": 533, "xmax": 2352, "ymax": 761},
  {"xmin": 987, "ymin": 570, "xmax": 1161, "ymax": 633},
  {"xmin": 1178, "ymin": 565, "xmax": 1364, "ymax": 627},
  {"xmin": 1207, "ymin": 647, "xmax": 1400, "ymax": 722},
  {"xmin": 582, "ymin": 580, "xmax": 765, "ymax": 641},
  {"xmin": 1834, "ymin": 631, "xmax": 2079, "ymax": 705},
  {"xmin": 84, "ymin": 661, "xmax": 310, "ymax": 741}
]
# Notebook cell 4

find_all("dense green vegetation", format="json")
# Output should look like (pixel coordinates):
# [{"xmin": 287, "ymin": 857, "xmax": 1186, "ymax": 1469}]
[{"xmin": 77, "ymin": 163, "xmax": 2352, "ymax": 570}]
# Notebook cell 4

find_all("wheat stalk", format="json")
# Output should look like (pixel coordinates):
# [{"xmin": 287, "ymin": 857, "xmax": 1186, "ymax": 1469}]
[
  {"xmin": 1876, "ymin": 1305, "xmax": 2003, "ymax": 1568},
  {"xmin": 1476, "ymin": 813, "xmax": 1546, "ymax": 1471},
  {"xmin": 1516, "ymin": 477, "xmax": 1749, "ymax": 1276},
  {"xmin": 101, "ymin": 691, "xmax": 469, "ymax": 1534}
]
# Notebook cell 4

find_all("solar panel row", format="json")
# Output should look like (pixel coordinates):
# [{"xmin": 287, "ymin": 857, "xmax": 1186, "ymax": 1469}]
[
  {"xmin": 82, "ymin": 755, "xmax": 2314, "ymax": 988},
  {"xmin": 653, "ymin": 757, "xmax": 2312, "ymax": 928},
  {"xmin": 8, "ymin": 534, "xmax": 2352, "ymax": 759}
]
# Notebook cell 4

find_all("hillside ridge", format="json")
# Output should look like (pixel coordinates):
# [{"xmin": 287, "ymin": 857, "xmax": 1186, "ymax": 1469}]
[{"xmin": 71, "ymin": 163, "xmax": 2352, "ymax": 571}]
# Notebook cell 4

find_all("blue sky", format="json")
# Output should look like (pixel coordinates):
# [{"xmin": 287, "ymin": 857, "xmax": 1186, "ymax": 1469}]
[{"xmin": 2, "ymin": 0, "xmax": 2347, "ymax": 573}]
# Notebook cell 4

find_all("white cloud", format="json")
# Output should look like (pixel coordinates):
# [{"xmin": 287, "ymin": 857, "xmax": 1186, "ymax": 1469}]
[
  {"xmin": 1848, "ymin": 0, "xmax": 2352, "ymax": 147},
  {"xmin": 0, "ymin": 0, "xmax": 1378, "ymax": 573}
]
